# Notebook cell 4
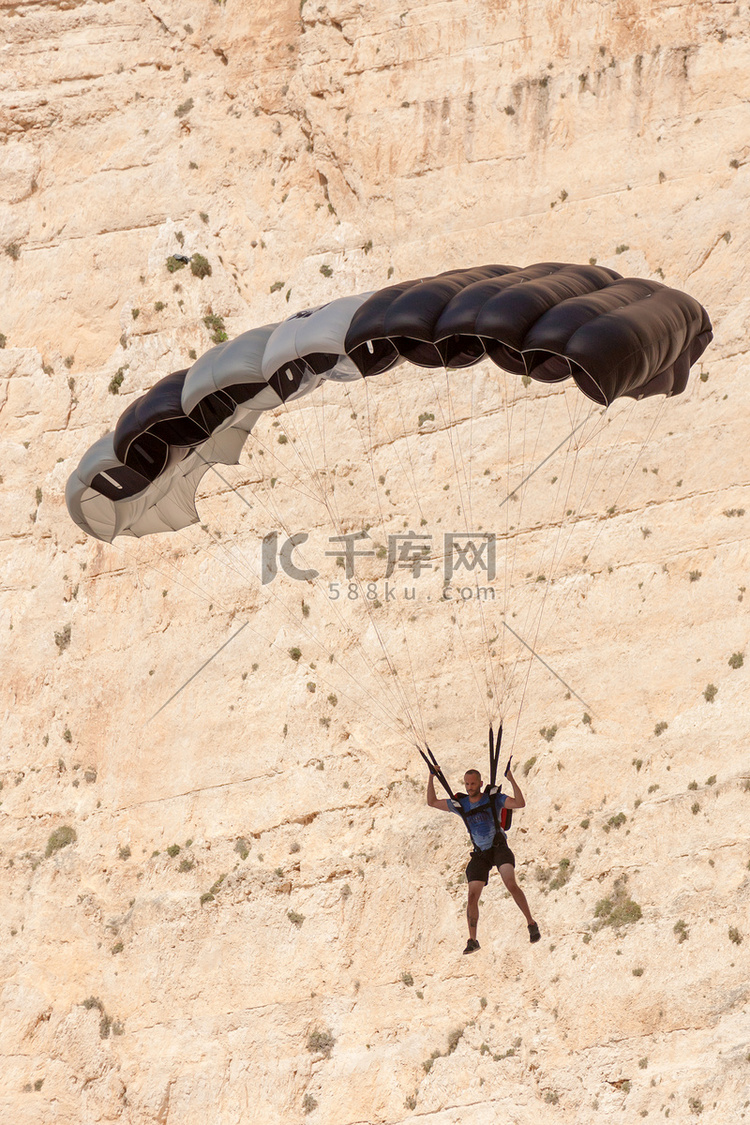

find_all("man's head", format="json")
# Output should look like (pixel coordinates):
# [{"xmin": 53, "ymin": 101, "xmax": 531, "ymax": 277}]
[{"xmin": 464, "ymin": 769, "xmax": 482, "ymax": 797}]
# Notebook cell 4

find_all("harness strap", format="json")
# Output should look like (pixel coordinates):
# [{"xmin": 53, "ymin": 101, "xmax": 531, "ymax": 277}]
[
  {"xmin": 454, "ymin": 787, "xmax": 509, "ymax": 846},
  {"xmin": 487, "ymin": 723, "xmax": 511, "ymax": 839}
]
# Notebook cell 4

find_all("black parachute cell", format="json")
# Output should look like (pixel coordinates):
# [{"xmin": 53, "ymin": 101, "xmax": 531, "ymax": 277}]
[
  {"xmin": 557, "ymin": 283, "xmax": 711, "ymax": 403},
  {"xmin": 268, "ymin": 359, "xmax": 310, "ymax": 402},
  {"xmin": 90, "ymin": 463, "xmax": 153, "ymax": 502},
  {"xmin": 222, "ymin": 381, "xmax": 270, "ymax": 406},
  {"xmin": 378, "ymin": 265, "xmax": 516, "ymax": 368},
  {"xmin": 344, "ymin": 265, "xmax": 512, "ymax": 373},
  {"xmin": 114, "ymin": 370, "xmax": 201, "ymax": 482},
  {"xmin": 433, "ymin": 264, "xmax": 561, "ymax": 369},
  {"xmin": 189, "ymin": 388, "xmax": 237, "ymax": 434},
  {"xmin": 343, "ymin": 276, "xmax": 427, "ymax": 377},
  {"xmin": 472, "ymin": 265, "xmax": 619, "ymax": 353},
  {"xmin": 518, "ymin": 278, "xmax": 657, "ymax": 385}
]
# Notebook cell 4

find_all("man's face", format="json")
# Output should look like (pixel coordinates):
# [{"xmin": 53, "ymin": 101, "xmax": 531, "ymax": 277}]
[{"xmin": 464, "ymin": 772, "xmax": 482, "ymax": 797}]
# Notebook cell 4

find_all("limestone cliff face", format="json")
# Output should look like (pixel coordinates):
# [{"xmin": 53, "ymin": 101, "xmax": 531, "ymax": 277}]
[{"xmin": 1, "ymin": 2, "xmax": 749, "ymax": 1122}]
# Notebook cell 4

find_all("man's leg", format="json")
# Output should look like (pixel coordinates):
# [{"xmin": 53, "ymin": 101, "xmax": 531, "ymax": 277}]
[
  {"xmin": 466, "ymin": 880, "xmax": 484, "ymax": 940},
  {"xmin": 498, "ymin": 864, "xmax": 535, "ymax": 926}
]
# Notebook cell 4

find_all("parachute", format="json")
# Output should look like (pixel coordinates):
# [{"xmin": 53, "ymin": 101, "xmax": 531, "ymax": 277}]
[
  {"xmin": 66, "ymin": 263, "xmax": 711, "ymax": 543},
  {"xmin": 65, "ymin": 261, "xmax": 712, "ymax": 748}
]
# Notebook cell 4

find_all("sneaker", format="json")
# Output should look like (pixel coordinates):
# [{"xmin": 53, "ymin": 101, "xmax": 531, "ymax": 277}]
[
  {"xmin": 463, "ymin": 938, "xmax": 480, "ymax": 955},
  {"xmin": 528, "ymin": 921, "xmax": 541, "ymax": 943}
]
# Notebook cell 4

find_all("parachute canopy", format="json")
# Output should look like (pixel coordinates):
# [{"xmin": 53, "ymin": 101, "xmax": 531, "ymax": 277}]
[{"xmin": 66, "ymin": 263, "xmax": 712, "ymax": 542}]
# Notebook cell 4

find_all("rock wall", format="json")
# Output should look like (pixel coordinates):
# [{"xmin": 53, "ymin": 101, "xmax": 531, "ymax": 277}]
[{"xmin": 1, "ymin": 1, "xmax": 749, "ymax": 1122}]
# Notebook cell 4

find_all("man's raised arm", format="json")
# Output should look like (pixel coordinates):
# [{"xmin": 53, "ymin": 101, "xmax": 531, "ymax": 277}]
[
  {"xmin": 502, "ymin": 766, "xmax": 526, "ymax": 810},
  {"xmin": 426, "ymin": 772, "xmax": 450, "ymax": 811}
]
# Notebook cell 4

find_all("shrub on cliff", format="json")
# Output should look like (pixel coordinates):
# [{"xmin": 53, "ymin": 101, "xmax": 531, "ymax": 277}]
[
  {"xmin": 593, "ymin": 875, "xmax": 642, "ymax": 931},
  {"xmin": 46, "ymin": 825, "xmax": 76, "ymax": 858},
  {"xmin": 306, "ymin": 1028, "xmax": 335, "ymax": 1058}
]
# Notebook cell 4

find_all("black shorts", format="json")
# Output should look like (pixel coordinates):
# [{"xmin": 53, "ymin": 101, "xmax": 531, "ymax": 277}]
[{"xmin": 465, "ymin": 837, "xmax": 516, "ymax": 885}]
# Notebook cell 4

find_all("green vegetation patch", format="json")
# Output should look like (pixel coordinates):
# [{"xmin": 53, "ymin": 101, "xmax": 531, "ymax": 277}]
[
  {"xmin": 536, "ymin": 857, "xmax": 572, "ymax": 893},
  {"xmin": 203, "ymin": 311, "xmax": 226, "ymax": 342},
  {"xmin": 306, "ymin": 1027, "xmax": 335, "ymax": 1057},
  {"xmin": 54, "ymin": 624, "xmax": 71, "ymax": 653},
  {"xmin": 593, "ymin": 875, "xmax": 642, "ymax": 931},
  {"xmin": 46, "ymin": 825, "xmax": 76, "ymax": 857},
  {"xmin": 191, "ymin": 253, "xmax": 211, "ymax": 279},
  {"xmin": 603, "ymin": 811, "xmax": 627, "ymax": 832},
  {"xmin": 108, "ymin": 368, "xmax": 126, "ymax": 394}
]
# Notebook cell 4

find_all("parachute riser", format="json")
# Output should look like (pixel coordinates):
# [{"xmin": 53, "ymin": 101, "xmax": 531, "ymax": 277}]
[{"xmin": 418, "ymin": 745, "xmax": 456, "ymax": 801}]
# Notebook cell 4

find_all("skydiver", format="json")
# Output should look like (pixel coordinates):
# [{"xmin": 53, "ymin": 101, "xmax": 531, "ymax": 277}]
[{"xmin": 426, "ymin": 763, "xmax": 540, "ymax": 953}]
